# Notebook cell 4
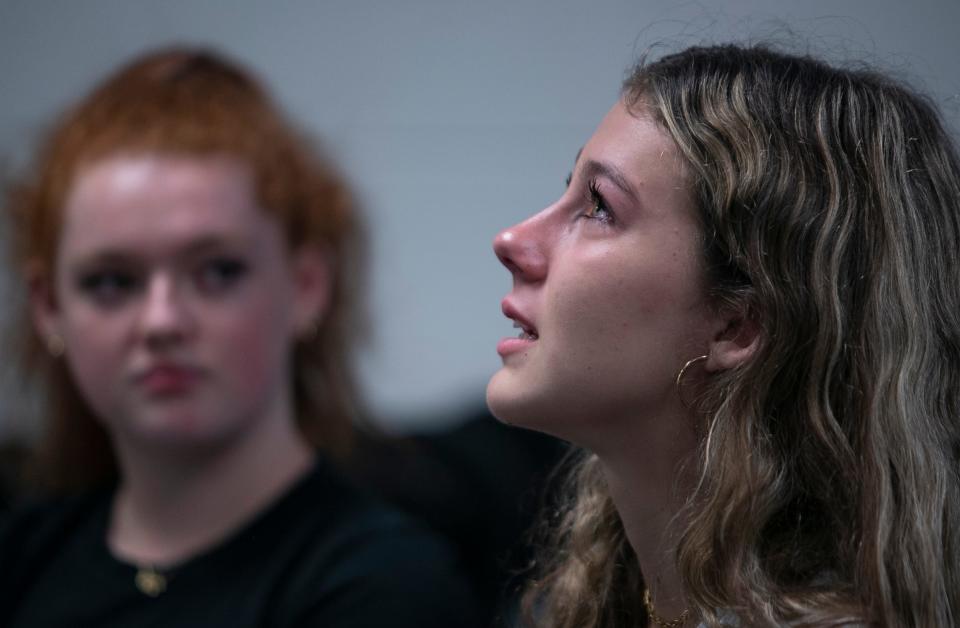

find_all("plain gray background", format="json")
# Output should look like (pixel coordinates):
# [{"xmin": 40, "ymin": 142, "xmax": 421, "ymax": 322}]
[{"xmin": 1, "ymin": 0, "xmax": 957, "ymax": 437}]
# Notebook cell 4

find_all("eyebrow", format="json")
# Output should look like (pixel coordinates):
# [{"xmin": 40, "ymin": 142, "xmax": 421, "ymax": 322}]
[
  {"xmin": 578, "ymin": 158, "xmax": 641, "ymax": 204},
  {"xmin": 72, "ymin": 234, "xmax": 249, "ymax": 266}
]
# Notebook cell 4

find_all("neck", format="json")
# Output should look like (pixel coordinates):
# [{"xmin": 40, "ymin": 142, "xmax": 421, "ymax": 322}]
[
  {"xmin": 591, "ymin": 405, "xmax": 701, "ymax": 623},
  {"xmin": 107, "ymin": 398, "xmax": 314, "ymax": 568}
]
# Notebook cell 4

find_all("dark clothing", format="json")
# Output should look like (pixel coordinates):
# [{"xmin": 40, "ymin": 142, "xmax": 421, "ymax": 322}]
[
  {"xmin": 345, "ymin": 410, "xmax": 568, "ymax": 626},
  {"xmin": 0, "ymin": 459, "xmax": 480, "ymax": 628}
]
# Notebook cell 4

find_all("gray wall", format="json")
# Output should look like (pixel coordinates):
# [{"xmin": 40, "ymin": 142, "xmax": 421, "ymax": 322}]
[{"xmin": 1, "ymin": 0, "xmax": 958, "ymax": 434}]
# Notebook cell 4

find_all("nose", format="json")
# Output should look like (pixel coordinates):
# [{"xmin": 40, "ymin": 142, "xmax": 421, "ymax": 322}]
[
  {"xmin": 138, "ymin": 274, "xmax": 193, "ymax": 350},
  {"xmin": 493, "ymin": 212, "xmax": 549, "ymax": 283}
]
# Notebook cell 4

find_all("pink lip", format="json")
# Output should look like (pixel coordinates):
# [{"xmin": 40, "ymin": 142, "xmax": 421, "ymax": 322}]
[
  {"xmin": 501, "ymin": 299, "xmax": 538, "ymax": 335},
  {"xmin": 498, "ymin": 298, "xmax": 539, "ymax": 358},
  {"xmin": 497, "ymin": 336, "xmax": 537, "ymax": 357},
  {"xmin": 136, "ymin": 365, "xmax": 203, "ymax": 395}
]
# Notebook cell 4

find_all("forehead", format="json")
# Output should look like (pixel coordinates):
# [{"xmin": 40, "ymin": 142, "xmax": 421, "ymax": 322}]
[
  {"xmin": 579, "ymin": 101, "xmax": 686, "ymax": 185},
  {"xmin": 60, "ymin": 154, "xmax": 274, "ymax": 257}
]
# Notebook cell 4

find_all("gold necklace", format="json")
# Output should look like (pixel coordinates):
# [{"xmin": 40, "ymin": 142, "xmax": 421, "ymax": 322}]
[
  {"xmin": 134, "ymin": 565, "xmax": 168, "ymax": 597},
  {"xmin": 643, "ymin": 588, "xmax": 690, "ymax": 628}
]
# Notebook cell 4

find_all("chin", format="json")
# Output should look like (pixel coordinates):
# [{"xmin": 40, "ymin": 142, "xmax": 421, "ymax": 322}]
[
  {"xmin": 486, "ymin": 370, "xmax": 561, "ymax": 436},
  {"xmin": 485, "ymin": 371, "xmax": 529, "ymax": 425},
  {"xmin": 122, "ymin": 405, "xmax": 234, "ymax": 448},
  {"xmin": 487, "ymin": 370, "xmax": 623, "ymax": 452},
  {"xmin": 484, "ymin": 379, "xmax": 514, "ymax": 426}
]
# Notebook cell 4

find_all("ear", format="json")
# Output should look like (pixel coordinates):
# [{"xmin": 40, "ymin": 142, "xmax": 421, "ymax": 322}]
[
  {"xmin": 705, "ymin": 306, "xmax": 761, "ymax": 373},
  {"xmin": 27, "ymin": 265, "xmax": 63, "ymax": 350},
  {"xmin": 289, "ymin": 244, "xmax": 333, "ymax": 337}
]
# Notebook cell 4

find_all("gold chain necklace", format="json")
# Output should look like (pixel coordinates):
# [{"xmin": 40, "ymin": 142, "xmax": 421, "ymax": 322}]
[
  {"xmin": 643, "ymin": 588, "xmax": 690, "ymax": 628},
  {"xmin": 134, "ymin": 565, "xmax": 168, "ymax": 597}
]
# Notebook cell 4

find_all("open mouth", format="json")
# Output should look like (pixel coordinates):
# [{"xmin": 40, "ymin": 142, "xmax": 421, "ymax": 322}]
[
  {"xmin": 513, "ymin": 320, "xmax": 538, "ymax": 341},
  {"xmin": 498, "ymin": 298, "xmax": 539, "ymax": 358}
]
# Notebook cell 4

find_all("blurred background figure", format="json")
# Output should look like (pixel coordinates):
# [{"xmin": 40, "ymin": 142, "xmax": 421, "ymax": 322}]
[{"xmin": 0, "ymin": 47, "xmax": 479, "ymax": 627}]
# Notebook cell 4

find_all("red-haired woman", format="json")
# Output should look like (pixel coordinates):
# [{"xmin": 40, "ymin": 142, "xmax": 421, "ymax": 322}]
[{"xmin": 0, "ymin": 47, "xmax": 478, "ymax": 628}]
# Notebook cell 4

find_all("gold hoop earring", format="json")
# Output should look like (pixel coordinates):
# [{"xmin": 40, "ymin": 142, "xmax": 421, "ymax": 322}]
[
  {"xmin": 46, "ymin": 334, "xmax": 65, "ymax": 358},
  {"xmin": 675, "ymin": 355, "xmax": 708, "ymax": 410}
]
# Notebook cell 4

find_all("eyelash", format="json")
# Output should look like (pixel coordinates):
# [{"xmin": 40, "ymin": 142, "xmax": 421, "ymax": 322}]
[
  {"xmin": 584, "ymin": 178, "xmax": 614, "ymax": 225},
  {"xmin": 195, "ymin": 257, "xmax": 249, "ymax": 293},
  {"xmin": 76, "ymin": 257, "xmax": 250, "ymax": 307},
  {"xmin": 78, "ymin": 271, "xmax": 140, "ymax": 306},
  {"xmin": 565, "ymin": 173, "xmax": 615, "ymax": 225}
]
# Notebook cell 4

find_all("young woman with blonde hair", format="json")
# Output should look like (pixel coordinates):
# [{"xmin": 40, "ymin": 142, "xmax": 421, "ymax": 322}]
[{"xmin": 488, "ymin": 44, "xmax": 960, "ymax": 627}]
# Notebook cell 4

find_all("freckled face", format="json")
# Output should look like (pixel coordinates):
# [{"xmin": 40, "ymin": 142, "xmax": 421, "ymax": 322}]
[
  {"xmin": 43, "ymin": 154, "xmax": 308, "ymax": 450},
  {"xmin": 486, "ymin": 102, "xmax": 718, "ymax": 443}
]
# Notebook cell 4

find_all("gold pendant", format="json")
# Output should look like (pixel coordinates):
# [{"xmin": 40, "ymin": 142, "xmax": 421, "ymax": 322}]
[{"xmin": 135, "ymin": 567, "xmax": 167, "ymax": 597}]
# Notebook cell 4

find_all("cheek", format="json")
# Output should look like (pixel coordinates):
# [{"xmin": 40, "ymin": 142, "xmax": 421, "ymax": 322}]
[
  {"xmin": 208, "ymin": 287, "xmax": 295, "ymax": 390},
  {"xmin": 546, "ymin": 249, "xmax": 705, "ymax": 388},
  {"xmin": 545, "ymin": 278, "xmax": 654, "ymax": 402},
  {"xmin": 59, "ymin": 311, "xmax": 132, "ymax": 419},
  {"xmin": 550, "ymin": 251, "xmax": 682, "ymax": 345}
]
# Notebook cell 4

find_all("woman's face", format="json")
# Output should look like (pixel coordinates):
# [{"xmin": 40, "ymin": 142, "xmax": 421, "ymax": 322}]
[
  {"xmin": 34, "ymin": 154, "xmax": 328, "ymax": 450},
  {"xmin": 486, "ymin": 101, "xmax": 722, "ymax": 443}
]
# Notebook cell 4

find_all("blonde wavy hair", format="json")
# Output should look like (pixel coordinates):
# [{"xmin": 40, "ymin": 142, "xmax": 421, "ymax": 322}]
[{"xmin": 522, "ymin": 44, "xmax": 960, "ymax": 627}]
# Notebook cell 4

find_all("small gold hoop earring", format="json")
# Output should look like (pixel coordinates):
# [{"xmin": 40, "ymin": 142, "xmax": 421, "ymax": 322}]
[
  {"xmin": 46, "ymin": 334, "xmax": 65, "ymax": 358},
  {"xmin": 675, "ymin": 354, "xmax": 708, "ymax": 410}
]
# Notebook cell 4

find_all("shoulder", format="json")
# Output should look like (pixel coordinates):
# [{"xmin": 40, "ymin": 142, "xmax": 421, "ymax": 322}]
[
  {"xmin": 0, "ymin": 491, "xmax": 102, "ymax": 562},
  {"xmin": 0, "ymin": 491, "xmax": 105, "ymax": 611},
  {"xmin": 267, "ymin": 460, "xmax": 481, "ymax": 628}
]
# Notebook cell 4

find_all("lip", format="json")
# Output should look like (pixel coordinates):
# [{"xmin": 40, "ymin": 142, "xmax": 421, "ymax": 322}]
[
  {"xmin": 135, "ymin": 364, "xmax": 204, "ymax": 396},
  {"xmin": 496, "ymin": 336, "xmax": 537, "ymax": 357},
  {"xmin": 498, "ymin": 298, "xmax": 539, "ymax": 358},
  {"xmin": 501, "ymin": 299, "xmax": 538, "ymax": 335}
]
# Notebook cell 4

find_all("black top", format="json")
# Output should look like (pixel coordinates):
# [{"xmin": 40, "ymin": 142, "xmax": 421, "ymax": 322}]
[
  {"xmin": 345, "ymin": 410, "xmax": 568, "ymax": 626},
  {"xmin": 0, "ymin": 459, "xmax": 480, "ymax": 628}
]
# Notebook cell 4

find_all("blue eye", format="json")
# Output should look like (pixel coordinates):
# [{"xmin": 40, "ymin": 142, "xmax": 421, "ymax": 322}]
[
  {"xmin": 584, "ymin": 179, "xmax": 614, "ymax": 224},
  {"xmin": 77, "ymin": 271, "xmax": 141, "ymax": 306},
  {"xmin": 195, "ymin": 258, "xmax": 249, "ymax": 294}
]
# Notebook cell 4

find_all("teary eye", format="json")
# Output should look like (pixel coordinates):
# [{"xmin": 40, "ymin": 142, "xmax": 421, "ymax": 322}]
[{"xmin": 583, "ymin": 179, "xmax": 614, "ymax": 224}]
